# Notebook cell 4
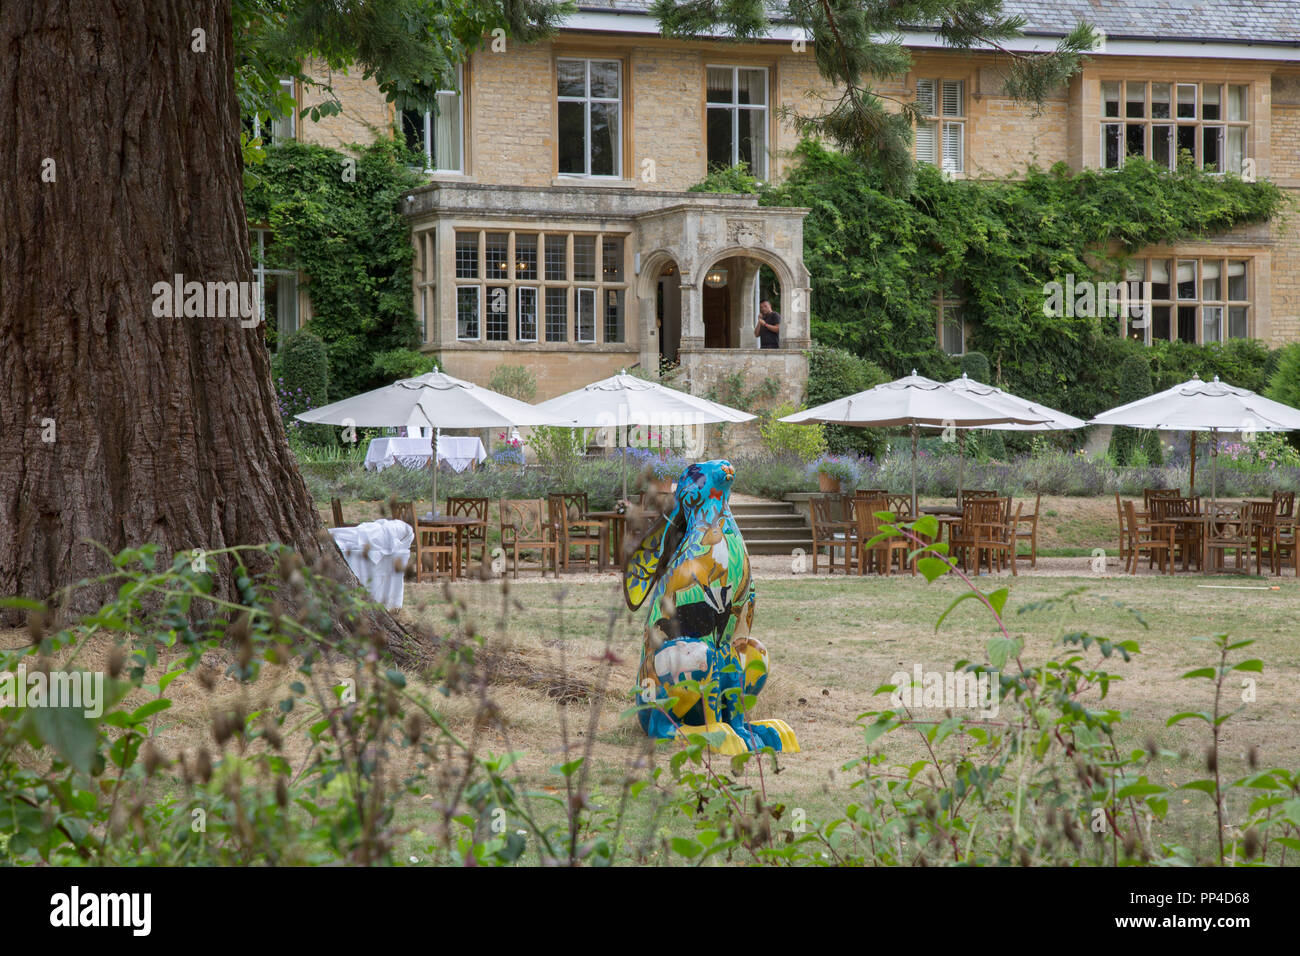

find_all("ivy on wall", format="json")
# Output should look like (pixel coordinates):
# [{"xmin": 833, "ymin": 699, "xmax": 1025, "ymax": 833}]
[
  {"xmin": 694, "ymin": 141, "xmax": 1288, "ymax": 423},
  {"xmin": 244, "ymin": 139, "xmax": 426, "ymax": 397}
]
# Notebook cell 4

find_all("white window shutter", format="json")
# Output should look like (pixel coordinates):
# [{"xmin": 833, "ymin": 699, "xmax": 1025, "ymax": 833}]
[
  {"xmin": 942, "ymin": 80, "xmax": 963, "ymax": 117},
  {"xmin": 915, "ymin": 121, "xmax": 937, "ymax": 164},
  {"xmin": 916, "ymin": 79, "xmax": 936, "ymax": 116},
  {"xmin": 942, "ymin": 122, "xmax": 963, "ymax": 173}
]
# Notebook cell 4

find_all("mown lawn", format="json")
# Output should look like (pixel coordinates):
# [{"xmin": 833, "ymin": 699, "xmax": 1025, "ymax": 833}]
[{"xmin": 391, "ymin": 568, "xmax": 1300, "ymax": 863}]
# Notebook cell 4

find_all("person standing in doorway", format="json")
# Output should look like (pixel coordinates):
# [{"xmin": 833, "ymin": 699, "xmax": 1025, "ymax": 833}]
[{"xmin": 754, "ymin": 300, "xmax": 781, "ymax": 349}]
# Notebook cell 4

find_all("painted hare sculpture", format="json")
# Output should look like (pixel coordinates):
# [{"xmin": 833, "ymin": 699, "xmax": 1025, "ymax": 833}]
[{"xmin": 624, "ymin": 459, "xmax": 799, "ymax": 754}]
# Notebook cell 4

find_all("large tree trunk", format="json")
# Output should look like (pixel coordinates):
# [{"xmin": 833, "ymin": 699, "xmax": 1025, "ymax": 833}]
[{"xmin": 0, "ymin": 1, "xmax": 340, "ymax": 623}]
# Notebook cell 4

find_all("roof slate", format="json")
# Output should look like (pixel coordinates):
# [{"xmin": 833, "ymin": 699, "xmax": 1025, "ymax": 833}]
[{"xmin": 574, "ymin": 1, "xmax": 1300, "ymax": 45}]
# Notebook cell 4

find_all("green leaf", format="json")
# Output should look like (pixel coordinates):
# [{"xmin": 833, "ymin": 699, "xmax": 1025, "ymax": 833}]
[
  {"xmin": 915, "ymin": 556, "xmax": 952, "ymax": 582},
  {"xmin": 1166, "ymin": 711, "xmax": 1212, "ymax": 726},
  {"xmin": 1179, "ymin": 667, "xmax": 1217, "ymax": 680},
  {"xmin": 550, "ymin": 758, "xmax": 584, "ymax": 778},
  {"xmin": 671, "ymin": 837, "xmax": 702, "ymax": 859},
  {"xmin": 129, "ymin": 699, "xmax": 172, "ymax": 723},
  {"xmin": 912, "ymin": 514, "xmax": 939, "ymax": 540},
  {"xmin": 28, "ymin": 707, "xmax": 100, "ymax": 775},
  {"xmin": 936, "ymin": 590, "xmax": 981, "ymax": 628},
  {"xmin": 1117, "ymin": 781, "xmax": 1167, "ymax": 798},
  {"xmin": 861, "ymin": 719, "xmax": 892, "ymax": 746},
  {"xmin": 1181, "ymin": 779, "xmax": 1218, "ymax": 795},
  {"xmin": 987, "ymin": 636, "xmax": 1022, "ymax": 671},
  {"xmin": 1231, "ymin": 659, "xmax": 1263, "ymax": 673}
]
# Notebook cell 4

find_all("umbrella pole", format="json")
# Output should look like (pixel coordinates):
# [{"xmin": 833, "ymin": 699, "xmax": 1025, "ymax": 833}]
[
  {"xmin": 1210, "ymin": 428, "xmax": 1218, "ymax": 506},
  {"xmin": 1189, "ymin": 432, "xmax": 1197, "ymax": 496},
  {"xmin": 431, "ymin": 427, "xmax": 440, "ymax": 517},
  {"xmin": 957, "ymin": 431, "xmax": 965, "ymax": 505},
  {"xmin": 911, "ymin": 425, "xmax": 919, "ymax": 518}
]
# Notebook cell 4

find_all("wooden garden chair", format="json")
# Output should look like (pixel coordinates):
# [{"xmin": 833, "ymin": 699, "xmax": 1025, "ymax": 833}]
[
  {"xmin": 1124, "ymin": 500, "xmax": 1173, "ymax": 574},
  {"xmin": 1142, "ymin": 488, "xmax": 1180, "ymax": 512},
  {"xmin": 1203, "ymin": 502, "xmax": 1252, "ymax": 574},
  {"xmin": 329, "ymin": 497, "xmax": 355, "ymax": 528},
  {"xmin": 1272, "ymin": 490, "xmax": 1295, "ymax": 519},
  {"xmin": 1246, "ymin": 500, "xmax": 1279, "ymax": 575},
  {"xmin": 1273, "ymin": 513, "xmax": 1299, "ymax": 576},
  {"xmin": 1113, "ymin": 493, "xmax": 1131, "ymax": 572},
  {"xmin": 499, "ymin": 498, "xmax": 559, "ymax": 578},
  {"xmin": 1150, "ymin": 495, "xmax": 1201, "ymax": 572},
  {"xmin": 446, "ymin": 496, "xmax": 489, "ymax": 571},
  {"xmin": 548, "ymin": 492, "xmax": 606, "ymax": 571},
  {"xmin": 883, "ymin": 494, "xmax": 913, "ymax": 520},
  {"xmin": 810, "ymin": 494, "xmax": 855, "ymax": 575},
  {"xmin": 1014, "ymin": 492, "xmax": 1041, "ymax": 568},
  {"xmin": 850, "ymin": 497, "xmax": 912, "ymax": 576},
  {"xmin": 413, "ymin": 516, "xmax": 459, "ymax": 582},
  {"xmin": 391, "ymin": 500, "xmax": 456, "ymax": 581}
]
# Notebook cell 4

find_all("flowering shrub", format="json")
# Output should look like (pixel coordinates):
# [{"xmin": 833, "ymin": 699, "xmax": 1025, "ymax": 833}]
[
  {"xmin": 491, "ymin": 446, "xmax": 524, "ymax": 466},
  {"xmin": 1221, "ymin": 433, "xmax": 1300, "ymax": 472},
  {"xmin": 493, "ymin": 431, "xmax": 524, "ymax": 465}
]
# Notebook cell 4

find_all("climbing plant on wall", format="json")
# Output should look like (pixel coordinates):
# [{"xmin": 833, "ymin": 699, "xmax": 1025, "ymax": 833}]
[
  {"xmin": 692, "ymin": 140, "xmax": 1287, "ymax": 423},
  {"xmin": 244, "ymin": 138, "xmax": 426, "ymax": 397}
]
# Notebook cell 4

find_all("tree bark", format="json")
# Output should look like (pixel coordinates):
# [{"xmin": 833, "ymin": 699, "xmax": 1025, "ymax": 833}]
[{"xmin": 0, "ymin": 1, "xmax": 341, "ymax": 623}]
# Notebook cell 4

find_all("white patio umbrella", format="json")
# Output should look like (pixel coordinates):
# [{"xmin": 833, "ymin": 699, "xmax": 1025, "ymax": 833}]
[
  {"xmin": 1089, "ymin": 374, "xmax": 1300, "ymax": 508},
  {"xmin": 945, "ymin": 373, "xmax": 1087, "ymax": 499},
  {"xmin": 296, "ymin": 367, "xmax": 572, "ymax": 512},
  {"xmin": 780, "ymin": 371, "xmax": 1049, "ymax": 515},
  {"xmin": 533, "ymin": 371, "xmax": 756, "ymax": 499}
]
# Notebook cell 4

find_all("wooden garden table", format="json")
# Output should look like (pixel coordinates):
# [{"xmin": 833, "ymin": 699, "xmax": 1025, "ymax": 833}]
[
  {"xmin": 583, "ymin": 510, "xmax": 627, "ymax": 570},
  {"xmin": 418, "ymin": 513, "xmax": 487, "ymax": 580}
]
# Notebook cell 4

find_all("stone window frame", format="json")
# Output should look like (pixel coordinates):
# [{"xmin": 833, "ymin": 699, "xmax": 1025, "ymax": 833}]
[
  {"xmin": 452, "ymin": 229, "xmax": 630, "ymax": 346},
  {"xmin": 250, "ymin": 227, "xmax": 299, "ymax": 345},
  {"xmin": 555, "ymin": 56, "xmax": 624, "ymax": 179},
  {"xmin": 1121, "ymin": 255, "xmax": 1252, "ymax": 346},
  {"xmin": 1099, "ymin": 79, "xmax": 1250, "ymax": 174},
  {"xmin": 704, "ymin": 64, "xmax": 771, "ymax": 180},
  {"xmin": 399, "ymin": 65, "xmax": 466, "ymax": 174},
  {"xmin": 414, "ymin": 230, "xmax": 436, "ymax": 343},
  {"xmin": 915, "ymin": 78, "xmax": 964, "ymax": 174},
  {"xmin": 935, "ymin": 276, "xmax": 966, "ymax": 356}
]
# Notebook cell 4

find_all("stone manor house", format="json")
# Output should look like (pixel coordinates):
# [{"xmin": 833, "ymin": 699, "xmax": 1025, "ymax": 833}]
[{"xmin": 254, "ymin": 0, "xmax": 1300, "ymax": 404}]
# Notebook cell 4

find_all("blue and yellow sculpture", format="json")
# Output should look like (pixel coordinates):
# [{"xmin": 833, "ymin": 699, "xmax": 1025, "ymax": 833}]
[{"xmin": 624, "ymin": 459, "xmax": 799, "ymax": 754}]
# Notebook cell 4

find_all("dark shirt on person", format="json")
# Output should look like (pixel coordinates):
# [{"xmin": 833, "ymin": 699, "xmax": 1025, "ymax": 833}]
[{"xmin": 758, "ymin": 311, "xmax": 781, "ymax": 349}]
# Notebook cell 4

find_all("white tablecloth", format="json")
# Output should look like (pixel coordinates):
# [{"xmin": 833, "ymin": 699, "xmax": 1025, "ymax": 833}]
[
  {"xmin": 363, "ymin": 436, "xmax": 487, "ymax": 473},
  {"xmin": 329, "ymin": 519, "xmax": 413, "ymax": 610}
]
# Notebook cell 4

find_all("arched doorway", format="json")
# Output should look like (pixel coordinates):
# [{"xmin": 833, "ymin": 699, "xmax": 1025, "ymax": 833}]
[{"xmin": 697, "ymin": 249, "xmax": 797, "ymax": 349}]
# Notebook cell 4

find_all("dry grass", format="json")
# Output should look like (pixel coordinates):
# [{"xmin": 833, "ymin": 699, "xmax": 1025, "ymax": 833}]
[
  {"xmin": 397, "ymin": 567, "xmax": 1300, "ymax": 846},
  {"xmin": 5, "ymin": 549, "xmax": 1297, "ymax": 861}
]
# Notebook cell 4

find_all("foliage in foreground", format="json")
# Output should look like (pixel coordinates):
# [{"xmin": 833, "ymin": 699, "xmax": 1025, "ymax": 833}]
[{"xmin": 1, "ymin": 529, "xmax": 1296, "ymax": 866}]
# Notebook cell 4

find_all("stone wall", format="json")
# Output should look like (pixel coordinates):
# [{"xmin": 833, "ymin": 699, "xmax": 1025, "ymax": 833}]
[
  {"xmin": 297, "ymin": 58, "xmax": 394, "ymax": 150},
  {"xmin": 679, "ymin": 348, "xmax": 808, "ymax": 456}
]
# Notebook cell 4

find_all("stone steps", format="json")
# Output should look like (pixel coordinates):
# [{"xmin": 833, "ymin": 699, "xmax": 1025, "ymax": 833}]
[{"xmin": 731, "ymin": 499, "xmax": 812, "ymax": 555}]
